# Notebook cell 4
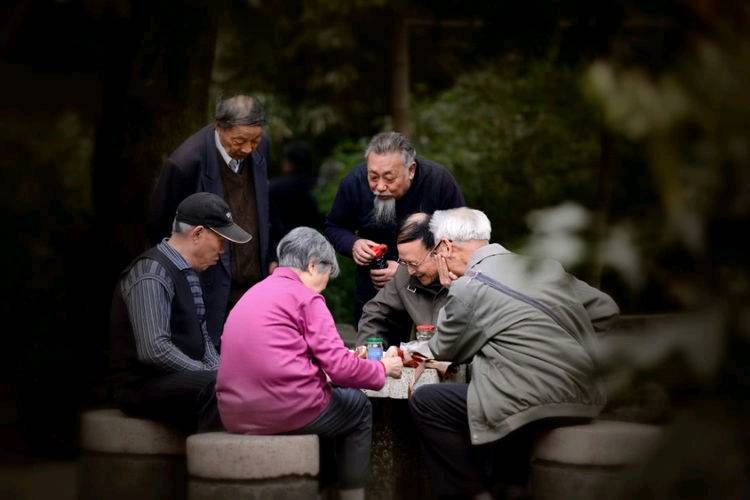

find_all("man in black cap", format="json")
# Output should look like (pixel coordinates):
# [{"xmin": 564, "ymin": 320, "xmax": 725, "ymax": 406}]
[{"xmin": 108, "ymin": 192, "xmax": 252, "ymax": 432}]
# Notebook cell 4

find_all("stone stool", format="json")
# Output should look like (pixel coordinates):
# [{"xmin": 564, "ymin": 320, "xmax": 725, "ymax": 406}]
[
  {"xmin": 530, "ymin": 419, "xmax": 665, "ymax": 500},
  {"xmin": 186, "ymin": 432, "xmax": 320, "ymax": 500},
  {"xmin": 78, "ymin": 408, "xmax": 187, "ymax": 500},
  {"xmin": 80, "ymin": 408, "xmax": 186, "ymax": 455}
]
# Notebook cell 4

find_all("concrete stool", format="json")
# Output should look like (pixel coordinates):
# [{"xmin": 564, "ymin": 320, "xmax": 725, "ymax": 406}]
[
  {"xmin": 187, "ymin": 432, "xmax": 319, "ymax": 479},
  {"xmin": 531, "ymin": 420, "xmax": 665, "ymax": 500},
  {"xmin": 80, "ymin": 408, "xmax": 186, "ymax": 455},
  {"xmin": 186, "ymin": 432, "xmax": 319, "ymax": 500},
  {"xmin": 79, "ymin": 409, "xmax": 187, "ymax": 500}
]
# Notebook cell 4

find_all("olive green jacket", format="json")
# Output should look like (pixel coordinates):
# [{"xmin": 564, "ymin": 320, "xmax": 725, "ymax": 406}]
[
  {"xmin": 357, "ymin": 266, "xmax": 449, "ymax": 348},
  {"xmin": 429, "ymin": 244, "xmax": 619, "ymax": 445}
]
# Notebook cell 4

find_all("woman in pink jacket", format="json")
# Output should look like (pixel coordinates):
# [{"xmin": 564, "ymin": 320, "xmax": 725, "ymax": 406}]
[{"xmin": 217, "ymin": 226, "xmax": 402, "ymax": 499}]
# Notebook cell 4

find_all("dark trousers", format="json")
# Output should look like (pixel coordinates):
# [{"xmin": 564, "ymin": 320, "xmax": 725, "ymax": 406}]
[
  {"xmin": 288, "ymin": 387, "xmax": 373, "ymax": 489},
  {"xmin": 115, "ymin": 369, "xmax": 221, "ymax": 433},
  {"xmin": 409, "ymin": 383, "xmax": 540, "ymax": 499}
]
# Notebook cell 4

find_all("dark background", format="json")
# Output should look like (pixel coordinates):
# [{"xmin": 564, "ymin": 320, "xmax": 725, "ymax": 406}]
[{"xmin": 1, "ymin": 2, "xmax": 748, "ymax": 492}]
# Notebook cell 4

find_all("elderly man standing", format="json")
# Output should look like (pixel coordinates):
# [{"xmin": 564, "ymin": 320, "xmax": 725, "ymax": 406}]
[
  {"xmin": 324, "ymin": 131, "xmax": 464, "ymax": 324},
  {"xmin": 148, "ymin": 94, "xmax": 274, "ymax": 348},
  {"xmin": 409, "ymin": 207, "xmax": 619, "ymax": 499},
  {"xmin": 356, "ymin": 212, "xmax": 448, "ymax": 348}
]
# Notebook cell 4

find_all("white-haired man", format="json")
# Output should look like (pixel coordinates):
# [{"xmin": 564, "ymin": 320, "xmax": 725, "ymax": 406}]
[
  {"xmin": 324, "ymin": 131, "xmax": 465, "ymax": 324},
  {"xmin": 409, "ymin": 207, "xmax": 619, "ymax": 499}
]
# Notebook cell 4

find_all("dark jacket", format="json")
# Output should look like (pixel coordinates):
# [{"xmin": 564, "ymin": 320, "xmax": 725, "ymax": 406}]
[
  {"xmin": 269, "ymin": 174, "xmax": 323, "ymax": 241},
  {"xmin": 147, "ymin": 124, "xmax": 272, "ymax": 346},
  {"xmin": 324, "ymin": 157, "xmax": 464, "ymax": 320}
]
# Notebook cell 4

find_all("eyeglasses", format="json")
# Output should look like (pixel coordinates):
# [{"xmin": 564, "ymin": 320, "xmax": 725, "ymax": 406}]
[{"xmin": 397, "ymin": 247, "xmax": 435, "ymax": 270}]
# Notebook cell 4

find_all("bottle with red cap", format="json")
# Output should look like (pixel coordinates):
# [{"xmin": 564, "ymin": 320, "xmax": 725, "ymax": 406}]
[
  {"xmin": 369, "ymin": 243, "xmax": 389, "ymax": 269},
  {"xmin": 416, "ymin": 324, "xmax": 436, "ymax": 341}
]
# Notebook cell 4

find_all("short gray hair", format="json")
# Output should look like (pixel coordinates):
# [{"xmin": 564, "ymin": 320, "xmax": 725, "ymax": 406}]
[
  {"xmin": 430, "ymin": 207, "xmax": 492, "ymax": 242},
  {"xmin": 277, "ymin": 227, "xmax": 340, "ymax": 278},
  {"xmin": 215, "ymin": 95, "xmax": 266, "ymax": 129},
  {"xmin": 364, "ymin": 131, "xmax": 416, "ymax": 168},
  {"xmin": 172, "ymin": 219, "xmax": 194, "ymax": 234}
]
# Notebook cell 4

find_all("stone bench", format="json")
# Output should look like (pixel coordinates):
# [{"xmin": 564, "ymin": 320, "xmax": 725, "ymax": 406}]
[
  {"xmin": 530, "ymin": 419, "xmax": 665, "ymax": 500},
  {"xmin": 79, "ymin": 408, "xmax": 186, "ymax": 455},
  {"xmin": 79, "ymin": 408, "xmax": 188, "ymax": 500},
  {"xmin": 185, "ymin": 432, "xmax": 320, "ymax": 500}
]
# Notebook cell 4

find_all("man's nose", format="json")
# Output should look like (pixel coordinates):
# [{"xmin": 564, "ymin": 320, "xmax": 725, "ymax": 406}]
[
  {"xmin": 376, "ymin": 181, "xmax": 388, "ymax": 192},
  {"xmin": 241, "ymin": 143, "xmax": 254, "ymax": 155}
]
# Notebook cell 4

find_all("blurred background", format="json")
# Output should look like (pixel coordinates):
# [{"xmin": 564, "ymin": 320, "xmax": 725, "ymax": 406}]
[{"xmin": 1, "ymin": 0, "xmax": 748, "ymax": 497}]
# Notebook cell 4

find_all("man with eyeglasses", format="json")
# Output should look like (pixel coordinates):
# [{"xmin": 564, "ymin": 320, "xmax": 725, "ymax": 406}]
[
  {"xmin": 147, "ymin": 94, "xmax": 277, "ymax": 349},
  {"xmin": 409, "ymin": 207, "xmax": 620, "ymax": 499},
  {"xmin": 356, "ymin": 213, "xmax": 447, "ymax": 348},
  {"xmin": 325, "ymin": 132, "xmax": 465, "ymax": 325}
]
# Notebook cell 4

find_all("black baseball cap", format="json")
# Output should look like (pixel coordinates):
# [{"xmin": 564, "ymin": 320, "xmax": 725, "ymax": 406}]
[{"xmin": 175, "ymin": 192, "xmax": 252, "ymax": 244}]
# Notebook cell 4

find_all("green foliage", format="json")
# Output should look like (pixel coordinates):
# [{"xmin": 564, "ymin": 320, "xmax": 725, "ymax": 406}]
[
  {"xmin": 412, "ymin": 57, "xmax": 602, "ymax": 247},
  {"xmin": 315, "ymin": 139, "xmax": 369, "ymax": 324}
]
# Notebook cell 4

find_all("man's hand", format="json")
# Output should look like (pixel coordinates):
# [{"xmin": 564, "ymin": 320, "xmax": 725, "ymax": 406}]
[
  {"xmin": 370, "ymin": 260, "xmax": 398, "ymax": 289},
  {"xmin": 352, "ymin": 239, "xmax": 378, "ymax": 266},
  {"xmin": 381, "ymin": 356, "xmax": 403, "ymax": 378},
  {"xmin": 436, "ymin": 254, "xmax": 458, "ymax": 288}
]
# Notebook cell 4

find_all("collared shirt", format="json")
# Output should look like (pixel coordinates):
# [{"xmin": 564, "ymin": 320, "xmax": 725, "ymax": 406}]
[
  {"xmin": 214, "ymin": 129, "xmax": 241, "ymax": 173},
  {"xmin": 120, "ymin": 240, "xmax": 219, "ymax": 372}
]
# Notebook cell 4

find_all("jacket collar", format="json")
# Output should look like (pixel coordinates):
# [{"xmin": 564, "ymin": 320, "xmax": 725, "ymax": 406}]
[{"xmin": 466, "ymin": 243, "xmax": 511, "ymax": 271}]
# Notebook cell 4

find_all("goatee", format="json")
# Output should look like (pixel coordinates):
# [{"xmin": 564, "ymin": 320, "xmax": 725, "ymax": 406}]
[{"xmin": 372, "ymin": 196, "xmax": 397, "ymax": 226}]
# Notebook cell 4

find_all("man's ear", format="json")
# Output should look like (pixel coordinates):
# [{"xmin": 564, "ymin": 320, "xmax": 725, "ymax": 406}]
[
  {"xmin": 407, "ymin": 162, "xmax": 416, "ymax": 180},
  {"xmin": 442, "ymin": 239, "xmax": 454, "ymax": 257}
]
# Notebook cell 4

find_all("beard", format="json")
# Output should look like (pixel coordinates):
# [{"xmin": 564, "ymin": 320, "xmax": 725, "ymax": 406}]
[{"xmin": 371, "ymin": 195, "xmax": 397, "ymax": 226}]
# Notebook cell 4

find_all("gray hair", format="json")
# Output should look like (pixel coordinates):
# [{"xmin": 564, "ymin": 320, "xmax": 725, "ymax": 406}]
[
  {"xmin": 172, "ymin": 219, "xmax": 194, "ymax": 234},
  {"xmin": 364, "ymin": 131, "xmax": 416, "ymax": 168},
  {"xmin": 430, "ymin": 207, "xmax": 492, "ymax": 242},
  {"xmin": 215, "ymin": 95, "xmax": 266, "ymax": 129},
  {"xmin": 277, "ymin": 227, "xmax": 340, "ymax": 278}
]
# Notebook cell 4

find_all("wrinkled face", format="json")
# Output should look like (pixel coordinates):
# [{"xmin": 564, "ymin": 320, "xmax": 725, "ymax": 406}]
[
  {"xmin": 397, "ymin": 239, "xmax": 438, "ymax": 286},
  {"xmin": 217, "ymin": 124, "xmax": 264, "ymax": 160},
  {"xmin": 191, "ymin": 227, "xmax": 226, "ymax": 272},
  {"xmin": 367, "ymin": 152, "xmax": 415, "ymax": 200}
]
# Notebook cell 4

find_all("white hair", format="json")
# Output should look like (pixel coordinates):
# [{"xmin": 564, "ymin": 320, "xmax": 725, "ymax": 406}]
[
  {"xmin": 277, "ymin": 227, "xmax": 340, "ymax": 278},
  {"xmin": 429, "ymin": 207, "xmax": 492, "ymax": 242},
  {"xmin": 372, "ymin": 196, "xmax": 397, "ymax": 226}
]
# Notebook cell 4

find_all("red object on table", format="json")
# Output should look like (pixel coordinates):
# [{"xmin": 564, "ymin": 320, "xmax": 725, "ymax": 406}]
[{"xmin": 396, "ymin": 347, "xmax": 422, "ymax": 368}]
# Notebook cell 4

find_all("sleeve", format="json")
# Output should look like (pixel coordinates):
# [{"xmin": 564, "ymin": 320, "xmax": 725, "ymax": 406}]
[
  {"xmin": 124, "ymin": 273, "xmax": 216, "ymax": 372},
  {"xmin": 571, "ymin": 277, "xmax": 620, "ymax": 332},
  {"xmin": 429, "ymin": 281, "xmax": 488, "ymax": 363},
  {"xmin": 302, "ymin": 295, "xmax": 385, "ymax": 390},
  {"xmin": 357, "ymin": 277, "xmax": 411, "ymax": 348},
  {"xmin": 257, "ymin": 136, "xmax": 279, "ymax": 264},
  {"xmin": 323, "ymin": 173, "xmax": 360, "ymax": 258},
  {"xmin": 201, "ymin": 329, "xmax": 220, "ymax": 369}
]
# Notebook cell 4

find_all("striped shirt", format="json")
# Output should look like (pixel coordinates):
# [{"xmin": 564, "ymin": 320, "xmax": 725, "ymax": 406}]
[{"xmin": 120, "ymin": 240, "xmax": 219, "ymax": 372}]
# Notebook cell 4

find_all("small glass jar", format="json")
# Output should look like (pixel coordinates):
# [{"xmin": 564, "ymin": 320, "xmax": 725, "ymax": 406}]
[
  {"xmin": 416, "ymin": 324, "xmax": 436, "ymax": 341},
  {"xmin": 366, "ymin": 337, "xmax": 384, "ymax": 361}
]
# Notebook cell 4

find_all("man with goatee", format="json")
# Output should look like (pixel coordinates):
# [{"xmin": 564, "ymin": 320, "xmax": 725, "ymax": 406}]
[{"xmin": 324, "ymin": 131, "xmax": 464, "ymax": 324}]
